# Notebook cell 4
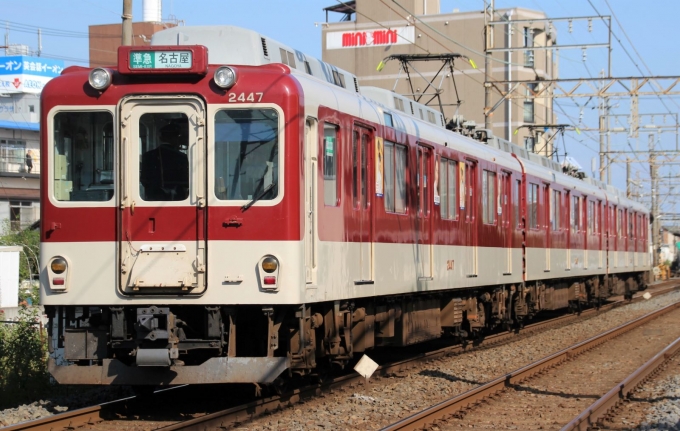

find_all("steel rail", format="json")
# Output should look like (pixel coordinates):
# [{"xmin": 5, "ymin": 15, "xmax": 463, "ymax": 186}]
[
  {"xmin": 379, "ymin": 297, "xmax": 680, "ymax": 431},
  {"xmin": 562, "ymin": 335, "xmax": 680, "ymax": 431},
  {"xmin": 4, "ymin": 282, "xmax": 677, "ymax": 431}
]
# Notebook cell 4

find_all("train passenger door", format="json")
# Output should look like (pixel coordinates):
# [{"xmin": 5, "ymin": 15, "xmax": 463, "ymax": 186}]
[
  {"xmin": 416, "ymin": 145, "xmax": 433, "ymax": 280},
  {"xmin": 304, "ymin": 118, "xmax": 317, "ymax": 285},
  {"xmin": 118, "ymin": 96, "xmax": 206, "ymax": 293},
  {"xmin": 544, "ymin": 184, "xmax": 551, "ymax": 272},
  {"xmin": 500, "ymin": 171, "xmax": 512, "ymax": 275},
  {"xmin": 464, "ymin": 160, "xmax": 478, "ymax": 277},
  {"xmin": 353, "ymin": 126, "xmax": 373, "ymax": 284}
]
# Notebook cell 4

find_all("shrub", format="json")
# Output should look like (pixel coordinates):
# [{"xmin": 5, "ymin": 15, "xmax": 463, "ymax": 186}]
[{"xmin": 0, "ymin": 306, "xmax": 50, "ymax": 408}]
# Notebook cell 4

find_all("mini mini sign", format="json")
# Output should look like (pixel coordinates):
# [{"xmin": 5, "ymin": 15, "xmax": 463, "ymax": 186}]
[{"xmin": 129, "ymin": 51, "xmax": 193, "ymax": 69}]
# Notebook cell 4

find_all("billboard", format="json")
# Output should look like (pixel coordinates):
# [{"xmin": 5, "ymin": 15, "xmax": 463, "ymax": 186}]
[
  {"xmin": 0, "ymin": 56, "xmax": 65, "ymax": 94},
  {"xmin": 326, "ymin": 26, "xmax": 415, "ymax": 50}
]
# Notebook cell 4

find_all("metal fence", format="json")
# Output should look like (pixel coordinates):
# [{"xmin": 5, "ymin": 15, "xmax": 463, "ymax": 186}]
[{"xmin": 0, "ymin": 146, "xmax": 40, "ymax": 175}]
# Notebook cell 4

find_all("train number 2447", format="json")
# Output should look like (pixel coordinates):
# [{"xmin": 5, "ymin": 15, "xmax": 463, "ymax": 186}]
[{"xmin": 228, "ymin": 92, "xmax": 264, "ymax": 103}]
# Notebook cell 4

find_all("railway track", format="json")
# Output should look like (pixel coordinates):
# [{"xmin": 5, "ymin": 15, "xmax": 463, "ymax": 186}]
[
  {"xmin": 379, "ymin": 295, "xmax": 680, "ymax": 430},
  {"xmin": 4, "ymin": 281, "xmax": 678, "ymax": 431}
]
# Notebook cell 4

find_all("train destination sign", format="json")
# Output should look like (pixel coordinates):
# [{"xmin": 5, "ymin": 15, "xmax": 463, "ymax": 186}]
[{"xmin": 129, "ymin": 50, "xmax": 193, "ymax": 69}]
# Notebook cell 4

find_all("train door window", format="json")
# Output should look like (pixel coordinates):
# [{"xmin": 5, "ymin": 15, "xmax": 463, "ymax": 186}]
[
  {"xmin": 439, "ymin": 157, "xmax": 457, "ymax": 220},
  {"xmin": 551, "ymin": 190, "xmax": 561, "ymax": 231},
  {"xmin": 323, "ymin": 123, "xmax": 339, "ymax": 206},
  {"xmin": 395, "ymin": 144, "xmax": 407, "ymax": 213},
  {"xmin": 352, "ymin": 131, "xmax": 359, "ymax": 208},
  {"xmin": 52, "ymin": 111, "xmax": 114, "ymax": 202},
  {"xmin": 417, "ymin": 147, "xmax": 431, "ymax": 216},
  {"xmin": 439, "ymin": 156, "xmax": 447, "ymax": 218},
  {"xmin": 214, "ymin": 108, "xmax": 279, "ymax": 201},
  {"xmin": 628, "ymin": 210, "xmax": 633, "ymax": 239},
  {"xmin": 482, "ymin": 170, "xmax": 496, "ymax": 224},
  {"xmin": 528, "ymin": 183, "xmax": 538, "ymax": 229},
  {"xmin": 361, "ymin": 133, "xmax": 369, "ymax": 209},
  {"xmin": 384, "ymin": 141, "xmax": 395, "ymax": 212},
  {"xmin": 617, "ymin": 209, "xmax": 622, "ymax": 237},
  {"xmin": 448, "ymin": 160, "xmax": 457, "ymax": 220},
  {"xmin": 571, "ymin": 195, "xmax": 579, "ymax": 232},
  {"xmin": 514, "ymin": 179, "xmax": 521, "ymax": 228}
]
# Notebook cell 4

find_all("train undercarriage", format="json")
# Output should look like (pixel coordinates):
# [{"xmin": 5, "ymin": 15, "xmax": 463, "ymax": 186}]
[{"xmin": 46, "ymin": 272, "xmax": 648, "ymax": 386}]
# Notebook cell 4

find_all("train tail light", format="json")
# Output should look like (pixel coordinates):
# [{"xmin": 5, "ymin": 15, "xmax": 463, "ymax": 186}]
[
  {"xmin": 258, "ymin": 255, "xmax": 280, "ymax": 291},
  {"xmin": 48, "ymin": 256, "xmax": 70, "ymax": 292},
  {"xmin": 88, "ymin": 68, "xmax": 112, "ymax": 91}
]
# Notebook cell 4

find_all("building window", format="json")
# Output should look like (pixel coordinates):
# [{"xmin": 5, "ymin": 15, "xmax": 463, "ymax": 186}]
[
  {"xmin": 323, "ymin": 123, "xmax": 339, "ymax": 206},
  {"xmin": 523, "ymin": 27, "xmax": 535, "ymax": 67},
  {"xmin": 528, "ymin": 183, "xmax": 539, "ymax": 229},
  {"xmin": 9, "ymin": 201, "xmax": 34, "ymax": 231},
  {"xmin": 482, "ymin": 170, "xmax": 496, "ymax": 225},
  {"xmin": 29, "ymin": 105, "xmax": 35, "ymax": 113},
  {"xmin": 524, "ymin": 83, "xmax": 536, "ymax": 123},
  {"xmin": 439, "ymin": 158, "xmax": 457, "ymax": 220}
]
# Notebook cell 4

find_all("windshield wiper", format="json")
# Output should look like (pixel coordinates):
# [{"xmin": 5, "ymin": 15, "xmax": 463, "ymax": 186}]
[{"xmin": 241, "ymin": 183, "xmax": 275, "ymax": 212}]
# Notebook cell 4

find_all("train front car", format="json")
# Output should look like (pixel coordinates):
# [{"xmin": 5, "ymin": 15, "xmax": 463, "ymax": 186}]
[{"xmin": 40, "ymin": 45, "xmax": 306, "ymax": 385}]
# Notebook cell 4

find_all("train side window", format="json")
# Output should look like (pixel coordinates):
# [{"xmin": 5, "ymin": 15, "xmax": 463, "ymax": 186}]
[
  {"xmin": 323, "ymin": 123, "xmax": 339, "ymax": 206},
  {"xmin": 482, "ymin": 170, "xmax": 496, "ymax": 225},
  {"xmin": 384, "ymin": 141, "xmax": 407, "ymax": 214},
  {"xmin": 214, "ymin": 108, "xmax": 279, "ymax": 201},
  {"xmin": 52, "ymin": 111, "xmax": 114, "ymax": 202},
  {"xmin": 528, "ymin": 183, "xmax": 539, "ymax": 229}
]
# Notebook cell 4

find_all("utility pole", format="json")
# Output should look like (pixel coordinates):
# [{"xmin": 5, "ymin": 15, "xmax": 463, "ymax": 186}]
[
  {"xmin": 484, "ymin": 0, "xmax": 494, "ymax": 132},
  {"xmin": 626, "ymin": 158, "xmax": 632, "ymax": 198},
  {"xmin": 650, "ymin": 133, "xmax": 659, "ymax": 267},
  {"xmin": 122, "ymin": 0, "xmax": 133, "ymax": 46}
]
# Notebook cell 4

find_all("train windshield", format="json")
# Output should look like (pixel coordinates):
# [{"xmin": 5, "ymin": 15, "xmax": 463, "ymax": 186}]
[
  {"xmin": 214, "ymin": 108, "xmax": 279, "ymax": 201},
  {"xmin": 52, "ymin": 111, "xmax": 114, "ymax": 202}
]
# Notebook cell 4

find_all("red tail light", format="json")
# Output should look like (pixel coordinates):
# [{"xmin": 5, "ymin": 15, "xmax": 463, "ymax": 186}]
[{"xmin": 263, "ymin": 276, "xmax": 276, "ymax": 285}]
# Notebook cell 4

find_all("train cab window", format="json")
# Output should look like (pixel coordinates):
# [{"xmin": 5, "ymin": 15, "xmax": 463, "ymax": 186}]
[
  {"xmin": 323, "ymin": 123, "xmax": 338, "ymax": 206},
  {"xmin": 139, "ymin": 113, "xmax": 190, "ymax": 201},
  {"xmin": 214, "ymin": 108, "xmax": 279, "ymax": 201},
  {"xmin": 52, "ymin": 111, "xmax": 114, "ymax": 202},
  {"xmin": 528, "ymin": 183, "xmax": 539, "ymax": 229},
  {"xmin": 439, "ymin": 157, "xmax": 458, "ymax": 220},
  {"xmin": 482, "ymin": 170, "xmax": 496, "ymax": 224}
]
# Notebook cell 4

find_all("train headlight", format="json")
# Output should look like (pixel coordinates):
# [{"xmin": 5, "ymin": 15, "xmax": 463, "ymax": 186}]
[
  {"xmin": 258, "ymin": 255, "xmax": 280, "ymax": 291},
  {"xmin": 88, "ymin": 68, "xmax": 112, "ymax": 91},
  {"xmin": 214, "ymin": 66, "xmax": 237, "ymax": 89},
  {"xmin": 48, "ymin": 256, "xmax": 70, "ymax": 292}
]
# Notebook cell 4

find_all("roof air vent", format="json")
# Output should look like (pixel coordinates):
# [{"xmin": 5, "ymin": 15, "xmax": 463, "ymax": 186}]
[{"xmin": 261, "ymin": 37, "xmax": 269, "ymax": 58}]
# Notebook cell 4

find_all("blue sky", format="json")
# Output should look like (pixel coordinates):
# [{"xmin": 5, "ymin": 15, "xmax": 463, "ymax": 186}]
[{"xmin": 2, "ymin": 0, "xmax": 678, "ymax": 218}]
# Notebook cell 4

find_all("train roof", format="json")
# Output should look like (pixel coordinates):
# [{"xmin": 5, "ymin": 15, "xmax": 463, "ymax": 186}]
[{"xmin": 151, "ymin": 25, "xmax": 645, "ymax": 214}]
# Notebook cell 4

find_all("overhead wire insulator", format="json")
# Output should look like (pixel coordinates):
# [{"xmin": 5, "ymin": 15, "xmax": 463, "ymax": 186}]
[
  {"xmin": 568, "ymin": 19, "xmax": 573, "ymax": 33},
  {"xmin": 588, "ymin": 19, "xmax": 592, "ymax": 32},
  {"xmin": 582, "ymin": 48, "xmax": 587, "ymax": 62}
]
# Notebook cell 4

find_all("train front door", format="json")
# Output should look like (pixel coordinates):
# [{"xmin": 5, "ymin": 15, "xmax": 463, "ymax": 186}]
[
  {"xmin": 118, "ymin": 96, "xmax": 207, "ymax": 293},
  {"xmin": 500, "ymin": 171, "xmax": 512, "ymax": 275},
  {"xmin": 353, "ymin": 126, "xmax": 373, "ymax": 284}
]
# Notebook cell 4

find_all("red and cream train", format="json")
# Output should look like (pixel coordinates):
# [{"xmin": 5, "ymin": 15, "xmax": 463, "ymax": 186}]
[{"xmin": 40, "ymin": 26, "xmax": 650, "ymax": 386}]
